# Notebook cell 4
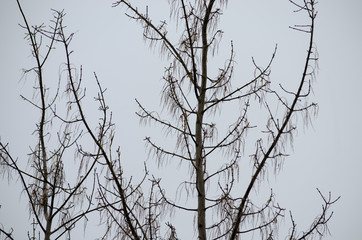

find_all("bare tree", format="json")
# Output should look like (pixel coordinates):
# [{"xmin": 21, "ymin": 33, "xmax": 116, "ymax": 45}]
[
  {"xmin": 1, "ymin": 1, "xmax": 152, "ymax": 240},
  {"xmin": 0, "ymin": 1, "xmax": 110, "ymax": 239},
  {"xmin": 106, "ymin": 0, "xmax": 339, "ymax": 239},
  {"xmin": 0, "ymin": 0, "xmax": 339, "ymax": 240}
]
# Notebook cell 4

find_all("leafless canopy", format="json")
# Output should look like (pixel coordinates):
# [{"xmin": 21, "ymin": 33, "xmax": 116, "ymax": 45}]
[{"xmin": 0, "ymin": 1, "xmax": 339, "ymax": 240}]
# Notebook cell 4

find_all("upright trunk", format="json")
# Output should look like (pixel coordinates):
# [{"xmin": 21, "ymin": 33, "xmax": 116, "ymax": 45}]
[
  {"xmin": 195, "ymin": 1, "xmax": 216, "ymax": 239},
  {"xmin": 195, "ymin": 104, "xmax": 206, "ymax": 240},
  {"xmin": 44, "ymin": 220, "xmax": 52, "ymax": 240},
  {"xmin": 38, "ymin": 50, "xmax": 52, "ymax": 240},
  {"xmin": 195, "ymin": 36, "xmax": 207, "ymax": 238}
]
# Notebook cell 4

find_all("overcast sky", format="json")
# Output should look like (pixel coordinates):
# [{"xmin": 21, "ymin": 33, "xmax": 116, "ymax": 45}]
[{"xmin": 1, "ymin": 0, "xmax": 361, "ymax": 239}]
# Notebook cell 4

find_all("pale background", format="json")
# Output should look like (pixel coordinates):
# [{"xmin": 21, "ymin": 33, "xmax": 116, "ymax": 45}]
[{"xmin": 1, "ymin": 0, "xmax": 361, "ymax": 239}]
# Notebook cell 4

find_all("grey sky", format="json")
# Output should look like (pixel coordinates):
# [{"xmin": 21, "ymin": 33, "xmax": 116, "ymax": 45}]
[{"xmin": 1, "ymin": 0, "xmax": 361, "ymax": 239}]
